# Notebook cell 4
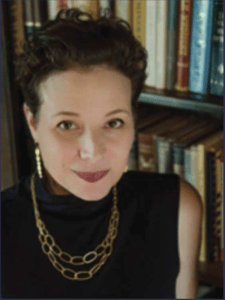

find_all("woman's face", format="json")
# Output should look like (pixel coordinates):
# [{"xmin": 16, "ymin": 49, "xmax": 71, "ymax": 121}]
[{"xmin": 24, "ymin": 65, "xmax": 134, "ymax": 201}]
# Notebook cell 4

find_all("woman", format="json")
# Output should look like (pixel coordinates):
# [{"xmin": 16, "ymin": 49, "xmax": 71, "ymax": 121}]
[{"xmin": 1, "ymin": 8, "xmax": 202, "ymax": 299}]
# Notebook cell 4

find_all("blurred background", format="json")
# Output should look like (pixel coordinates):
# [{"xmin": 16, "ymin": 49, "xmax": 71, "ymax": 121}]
[{"xmin": 1, "ymin": 1, "xmax": 223, "ymax": 298}]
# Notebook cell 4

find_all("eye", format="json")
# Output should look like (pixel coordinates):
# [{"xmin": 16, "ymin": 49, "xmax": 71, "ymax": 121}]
[
  {"xmin": 107, "ymin": 119, "xmax": 124, "ymax": 129},
  {"xmin": 57, "ymin": 121, "xmax": 76, "ymax": 130}
]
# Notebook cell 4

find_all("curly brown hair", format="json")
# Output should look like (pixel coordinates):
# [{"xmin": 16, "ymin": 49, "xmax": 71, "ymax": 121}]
[{"xmin": 15, "ymin": 8, "xmax": 148, "ymax": 125}]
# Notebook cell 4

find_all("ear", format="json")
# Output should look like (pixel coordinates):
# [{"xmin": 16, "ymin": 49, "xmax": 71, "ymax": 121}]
[{"xmin": 23, "ymin": 103, "xmax": 38, "ymax": 143}]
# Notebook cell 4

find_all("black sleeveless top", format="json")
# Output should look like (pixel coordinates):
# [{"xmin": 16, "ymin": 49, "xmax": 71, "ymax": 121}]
[{"xmin": 1, "ymin": 171, "xmax": 180, "ymax": 299}]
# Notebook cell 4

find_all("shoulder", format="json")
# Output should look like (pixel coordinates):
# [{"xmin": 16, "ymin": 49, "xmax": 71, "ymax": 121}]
[
  {"xmin": 177, "ymin": 177, "xmax": 203, "ymax": 268},
  {"xmin": 179, "ymin": 177, "xmax": 203, "ymax": 217},
  {"xmin": 175, "ymin": 178, "xmax": 203, "ymax": 298}
]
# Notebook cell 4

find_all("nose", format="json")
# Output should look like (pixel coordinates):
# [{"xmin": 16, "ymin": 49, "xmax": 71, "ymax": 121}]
[{"xmin": 79, "ymin": 127, "xmax": 104, "ymax": 162}]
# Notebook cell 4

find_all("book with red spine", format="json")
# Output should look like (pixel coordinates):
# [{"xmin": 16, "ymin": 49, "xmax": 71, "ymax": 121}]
[{"xmin": 174, "ymin": 0, "xmax": 193, "ymax": 92}]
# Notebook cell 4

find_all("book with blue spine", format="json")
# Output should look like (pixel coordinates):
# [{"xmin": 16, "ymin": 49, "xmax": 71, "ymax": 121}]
[
  {"xmin": 209, "ymin": 0, "xmax": 224, "ymax": 96},
  {"xmin": 172, "ymin": 144, "xmax": 184, "ymax": 178},
  {"xmin": 188, "ymin": 0, "xmax": 215, "ymax": 95}
]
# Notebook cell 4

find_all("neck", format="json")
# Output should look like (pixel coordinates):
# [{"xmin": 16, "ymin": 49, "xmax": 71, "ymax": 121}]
[{"xmin": 41, "ymin": 168, "xmax": 71, "ymax": 196}]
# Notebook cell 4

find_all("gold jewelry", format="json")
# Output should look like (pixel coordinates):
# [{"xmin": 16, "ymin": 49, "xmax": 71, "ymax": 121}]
[
  {"xmin": 35, "ymin": 144, "xmax": 43, "ymax": 179},
  {"xmin": 124, "ymin": 165, "xmax": 128, "ymax": 173},
  {"xmin": 30, "ymin": 172, "xmax": 119, "ymax": 281}
]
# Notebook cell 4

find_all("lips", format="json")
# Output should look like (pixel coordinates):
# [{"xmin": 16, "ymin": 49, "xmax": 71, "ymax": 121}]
[{"xmin": 75, "ymin": 170, "xmax": 109, "ymax": 183}]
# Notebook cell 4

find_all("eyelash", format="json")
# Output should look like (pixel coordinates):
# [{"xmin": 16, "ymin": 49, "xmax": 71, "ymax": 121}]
[{"xmin": 57, "ymin": 119, "xmax": 125, "ymax": 131}]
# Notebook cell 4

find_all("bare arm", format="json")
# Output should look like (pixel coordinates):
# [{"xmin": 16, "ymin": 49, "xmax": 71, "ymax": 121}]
[{"xmin": 175, "ymin": 178, "xmax": 203, "ymax": 299}]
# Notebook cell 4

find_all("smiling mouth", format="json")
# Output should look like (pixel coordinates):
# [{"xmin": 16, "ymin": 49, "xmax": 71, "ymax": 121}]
[{"xmin": 74, "ymin": 170, "xmax": 110, "ymax": 183}]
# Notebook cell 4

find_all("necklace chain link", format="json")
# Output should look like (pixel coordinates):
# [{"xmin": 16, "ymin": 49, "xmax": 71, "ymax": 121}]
[{"xmin": 30, "ymin": 172, "xmax": 119, "ymax": 281}]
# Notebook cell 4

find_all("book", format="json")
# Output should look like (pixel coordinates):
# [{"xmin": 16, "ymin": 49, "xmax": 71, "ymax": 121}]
[
  {"xmin": 114, "ymin": 0, "xmax": 130, "ymax": 23},
  {"xmin": 188, "ymin": 0, "xmax": 215, "ymax": 95},
  {"xmin": 190, "ymin": 144, "xmax": 198, "ymax": 189},
  {"xmin": 172, "ymin": 118, "xmax": 210, "ymax": 178},
  {"xmin": 23, "ymin": 0, "xmax": 35, "ymax": 40},
  {"xmin": 206, "ymin": 150, "xmax": 214, "ymax": 262},
  {"xmin": 145, "ymin": 0, "xmax": 157, "ymax": 88},
  {"xmin": 174, "ymin": 0, "xmax": 193, "ymax": 92},
  {"xmin": 32, "ymin": 0, "xmax": 42, "ymax": 31},
  {"xmin": 155, "ymin": 113, "xmax": 202, "ymax": 174},
  {"xmin": 8, "ymin": 0, "xmax": 25, "ymax": 55},
  {"xmin": 138, "ymin": 114, "xmax": 189, "ymax": 172},
  {"xmin": 220, "ymin": 153, "xmax": 223, "ymax": 261},
  {"xmin": 99, "ymin": 0, "xmax": 113, "ymax": 18},
  {"xmin": 130, "ymin": 0, "xmax": 146, "ymax": 48},
  {"xmin": 166, "ymin": 0, "xmax": 179, "ymax": 91},
  {"xmin": 212, "ymin": 143, "xmax": 223, "ymax": 261},
  {"xmin": 155, "ymin": 0, "xmax": 168, "ymax": 89},
  {"xmin": 128, "ymin": 105, "xmax": 174, "ymax": 170},
  {"xmin": 194, "ymin": 130, "xmax": 223, "ymax": 262},
  {"xmin": 209, "ymin": 0, "xmax": 224, "ymax": 97},
  {"xmin": 173, "ymin": 119, "xmax": 222, "ymax": 183}
]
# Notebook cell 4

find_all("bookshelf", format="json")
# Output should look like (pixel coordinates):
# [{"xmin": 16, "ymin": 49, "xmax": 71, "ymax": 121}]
[
  {"xmin": 2, "ymin": 0, "xmax": 223, "ymax": 296},
  {"xmin": 139, "ymin": 88, "xmax": 223, "ymax": 120}
]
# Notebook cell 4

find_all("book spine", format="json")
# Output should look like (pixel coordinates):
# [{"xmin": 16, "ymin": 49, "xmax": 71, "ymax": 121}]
[
  {"xmin": 166, "ymin": 0, "xmax": 179, "ymax": 91},
  {"xmin": 157, "ymin": 138, "xmax": 173, "ymax": 174},
  {"xmin": 197, "ymin": 144, "xmax": 207, "ymax": 262},
  {"xmin": 215, "ymin": 149, "xmax": 223, "ymax": 261},
  {"xmin": 174, "ymin": 0, "xmax": 193, "ymax": 92},
  {"xmin": 9, "ymin": 0, "xmax": 25, "ymax": 55},
  {"xmin": 155, "ymin": 1, "xmax": 168, "ymax": 89},
  {"xmin": 128, "ymin": 138, "xmax": 138, "ymax": 171},
  {"xmin": 206, "ymin": 151, "xmax": 214, "ymax": 262},
  {"xmin": 130, "ymin": 0, "xmax": 146, "ymax": 48},
  {"xmin": 114, "ymin": 0, "xmax": 130, "ymax": 23},
  {"xmin": 137, "ymin": 133, "xmax": 156, "ymax": 172},
  {"xmin": 209, "ymin": 0, "xmax": 224, "ymax": 97},
  {"xmin": 184, "ymin": 148, "xmax": 191, "ymax": 184},
  {"xmin": 221, "ymin": 153, "xmax": 223, "ymax": 261},
  {"xmin": 99, "ymin": 0, "xmax": 113, "ymax": 17},
  {"xmin": 189, "ymin": 145, "xmax": 197, "ymax": 189},
  {"xmin": 172, "ymin": 144, "xmax": 184, "ymax": 178},
  {"xmin": 145, "ymin": 0, "xmax": 157, "ymax": 88},
  {"xmin": 32, "ymin": 0, "xmax": 42, "ymax": 31},
  {"xmin": 47, "ymin": 0, "xmax": 60, "ymax": 20},
  {"xmin": 23, "ymin": 0, "xmax": 35, "ymax": 40},
  {"xmin": 212, "ymin": 149, "xmax": 223, "ymax": 261},
  {"xmin": 189, "ymin": 0, "xmax": 215, "ymax": 95}
]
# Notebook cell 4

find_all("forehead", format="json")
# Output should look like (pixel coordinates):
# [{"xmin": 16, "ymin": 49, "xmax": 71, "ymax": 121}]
[{"xmin": 39, "ymin": 66, "xmax": 132, "ymax": 113}]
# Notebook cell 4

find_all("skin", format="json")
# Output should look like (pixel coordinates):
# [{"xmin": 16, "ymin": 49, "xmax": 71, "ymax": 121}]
[{"xmin": 23, "ymin": 65, "xmax": 135, "ymax": 201}]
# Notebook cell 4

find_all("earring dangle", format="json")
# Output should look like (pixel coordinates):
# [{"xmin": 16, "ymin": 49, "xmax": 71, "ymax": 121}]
[
  {"xmin": 35, "ymin": 144, "xmax": 43, "ymax": 179},
  {"xmin": 124, "ymin": 165, "xmax": 128, "ymax": 173}
]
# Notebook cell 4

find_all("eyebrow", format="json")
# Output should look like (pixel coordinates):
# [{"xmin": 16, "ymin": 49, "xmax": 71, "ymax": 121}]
[{"xmin": 52, "ymin": 109, "xmax": 130, "ymax": 118}]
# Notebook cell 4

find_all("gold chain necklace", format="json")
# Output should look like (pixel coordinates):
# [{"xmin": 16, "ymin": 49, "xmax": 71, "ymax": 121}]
[{"xmin": 30, "ymin": 172, "xmax": 119, "ymax": 281}]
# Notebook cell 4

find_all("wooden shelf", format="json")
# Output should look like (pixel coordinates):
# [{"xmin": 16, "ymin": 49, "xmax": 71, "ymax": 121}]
[
  {"xmin": 198, "ymin": 261, "xmax": 223, "ymax": 288},
  {"xmin": 138, "ymin": 87, "xmax": 223, "ymax": 120}
]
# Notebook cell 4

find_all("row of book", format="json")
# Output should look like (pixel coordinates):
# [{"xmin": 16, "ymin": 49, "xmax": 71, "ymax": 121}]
[
  {"xmin": 130, "ymin": 0, "xmax": 224, "ymax": 97},
  {"xmin": 127, "ymin": 104, "xmax": 223, "ymax": 263},
  {"xmin": 9, "ymin": 0, "xmax": 224, "ymax": 98}
]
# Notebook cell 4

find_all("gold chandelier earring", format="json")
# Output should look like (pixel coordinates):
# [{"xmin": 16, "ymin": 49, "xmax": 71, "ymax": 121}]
[{"xmin": 35, "ymin": 144, "xmax": 43, "ymax": 179}]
